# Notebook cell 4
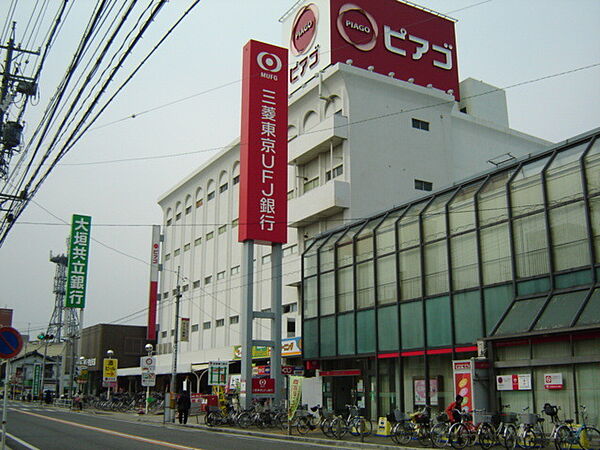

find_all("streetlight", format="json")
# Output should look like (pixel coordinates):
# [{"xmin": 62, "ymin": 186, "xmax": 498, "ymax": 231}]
[
  {"xmin": 144, "ymin": 344, "xmax": 153, "ymax": 415},
  {"xmin": 106, "ymin": 350, "xmax": 115, "ymax": 400}
]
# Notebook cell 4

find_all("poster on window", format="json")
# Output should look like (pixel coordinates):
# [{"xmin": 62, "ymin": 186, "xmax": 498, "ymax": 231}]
[{"xmin": 414, "ymin": 378, "xmax": 439, "ymax": 406}]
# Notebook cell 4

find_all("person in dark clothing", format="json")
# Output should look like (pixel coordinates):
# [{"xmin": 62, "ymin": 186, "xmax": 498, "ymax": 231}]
[
  {"xmin": 445, "ymin": 394, "xmax": 464, "ymax": 423},
  {"xmin": 176, "ymin": 390, "xmax": 191, "ymax": 424}
]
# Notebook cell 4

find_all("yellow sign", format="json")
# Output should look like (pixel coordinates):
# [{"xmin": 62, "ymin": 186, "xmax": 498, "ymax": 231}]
[
  {"xmin": 232, "ymin": 345, "xmax": 270, "ymax": 360},
  {"xmin": 103, "ymin": 358, "xmax": 118, "ymax": 381}
]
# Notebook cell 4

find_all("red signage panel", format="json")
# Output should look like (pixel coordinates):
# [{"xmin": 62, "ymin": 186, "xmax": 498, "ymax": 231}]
[
  {"xmin": 147, "ymin": 225, "xmax": 160, "ymax": 340},
  {"xmin": 252, "ymin": 377, "xmax": 275, "ymax": 394},
  {"xmin": 330, "ymin": 0, "xmax": 459, "ymax": 98},
  {"xmin": 239, "ymin": 40, "xmax": 288, "ymax": 244}
]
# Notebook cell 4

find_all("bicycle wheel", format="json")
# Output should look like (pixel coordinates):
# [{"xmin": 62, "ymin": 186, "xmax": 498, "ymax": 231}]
[
  {"xmin": 431, "ymin": 423, "xmax": 450, "ymax": 448},
  {"xmin": 477, "ymin": 423, "xmax": 495, "ymax": 450},
  {"xmin": 357, "ymin": 418, "xmax": 373, "ymax": 437},
  {"xmin": 579, "ymin": 426, "xmax": 600, "ymax": 450},
  {"xmin": 518, "ymin": 428, "xmax": 537, "ymax": 449},
  {"xmin": 278, "ymin": 413, "xmax": 289, "ymax": 431},
  {"xmin": 237, "ymin": 411, "xmax": 253, "ymax": 428},
  {"xmin": 393, "ymin": 422, "xmax": 414, "ymax": 445},
  {"xmin": 554, "ymin": 425, "xmax": 571, "ymax": 450},
  {"xmin": 330, "ymin": 417, "xmax": 348, "ymax": 439},
  {"xmin": 297, "ymin": 416, "xmax": 311, "ymax": 434},
  {"xmin": 450, "ymin": 423, "xmax": 471, "ymax": 450},
  {"xmin": 321, "ymin": 417, "xmax": 334, "ymax": 438},
  {"xmin": 503, "ymin": 424, "xmax": 517, "ymax": 450},
  {"xmin": 419, "ymin": 425, "xmax": 432, "ymax": 446}
]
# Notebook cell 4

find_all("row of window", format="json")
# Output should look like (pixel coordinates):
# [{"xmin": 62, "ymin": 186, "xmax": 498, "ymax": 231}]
[{"xmin": 166, "ymin": 176, "xmax": 241, "ymax": 225}]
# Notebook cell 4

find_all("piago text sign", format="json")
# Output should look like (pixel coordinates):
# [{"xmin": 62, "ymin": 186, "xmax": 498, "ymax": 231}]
[{"xmin": 65, "ymin": 214, "xmax": 92, "ymax": 308}]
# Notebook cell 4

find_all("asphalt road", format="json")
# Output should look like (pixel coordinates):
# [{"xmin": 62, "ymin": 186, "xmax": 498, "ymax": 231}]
[{"xmin": 2, "ymin": 401, "xmax": 341, "ymax": 450}]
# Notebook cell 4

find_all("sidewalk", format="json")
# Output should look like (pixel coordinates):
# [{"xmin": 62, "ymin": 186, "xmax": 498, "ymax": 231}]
[{"xmin": 85, "ymin": 407, "xmax": 414, "ymax": 449}]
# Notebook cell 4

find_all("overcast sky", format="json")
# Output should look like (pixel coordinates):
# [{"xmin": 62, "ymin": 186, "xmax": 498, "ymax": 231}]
[{"xmin": 1, "ymin": 0, "xmax": 599, "ymax": 339}]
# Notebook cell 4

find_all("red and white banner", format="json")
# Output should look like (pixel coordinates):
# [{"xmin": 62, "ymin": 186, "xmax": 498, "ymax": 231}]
[
  {"xmin": 147, "ymin": 225, "xmax": 160, "ymax": 341},
  {"xmin": 239, "ymin": 40, "xmax": 288, "ymax": 244},
  {"xmin": 544, "ymin": 373, "xmax": 563, "ymax": 390},
  {"xmin": 252, "ymin": 377, "xmax": 275, "ymax": 394},
  {"xmin": 284, "ymin": 0, "xmax": 460, "ymax": 98}
]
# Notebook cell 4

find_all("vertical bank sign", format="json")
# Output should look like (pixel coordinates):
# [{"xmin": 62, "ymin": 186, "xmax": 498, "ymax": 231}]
[
  {"xmin": 239, "ymin": 40, "xmax": 288, "ymax": 244},
  {"xmin": 147, "ymin": 225, "xmax": 160, "ymax": 340},
  {"xmin": 285, "ymin": 0, "xmax": 460, "ymax": 99},
  {"xmin": 65, "ymin": 214, "xmax": 92, "ymax": 308}
]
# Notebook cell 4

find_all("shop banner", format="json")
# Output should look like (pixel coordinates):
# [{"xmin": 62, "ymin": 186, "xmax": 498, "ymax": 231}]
[
  {"xmin": 414, "ymin": 378, "xmax": 438, "ymax": 406},
  {"xmin": 496, "ymin": 374, "xmax": 532, "ymax": 391},
  {"xmin": 544, "ymin": 373, "xmax": 563, "ymax": 390},
  {"xmin": 288, "ymin": 376, "xmax": 303, "ymax": 420},
  {"xmin": 146, "ymin": 224, "xmax": 160, "ymax": 340},
  {"xmin": 453, "ymin": 360, "xmax": 473, "ymax": 412},
  {"xmin": 208, "ymin": 361, "xmax": 228, "ymax": 386},
  {"xmin": 103, "ymin": 358, "xmax": 118, "ymax": 383},
  {"xmin": 180, "ymin": 317, "xmax": 190, "ymax": 342},
  {"xmin": 32, "ymin": 364, "xmax": 42, "ymax": 396}
]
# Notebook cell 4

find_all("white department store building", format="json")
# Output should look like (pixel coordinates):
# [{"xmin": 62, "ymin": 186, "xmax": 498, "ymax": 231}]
[{"xmin": 150, "ymin": 60, "xmax": 550, "ymax": 378}]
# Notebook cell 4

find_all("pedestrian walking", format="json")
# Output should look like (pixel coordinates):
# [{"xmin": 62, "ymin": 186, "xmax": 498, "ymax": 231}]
[{"xmin": 177, "ymin": 390, "xmax": 191, "ymax": 425}]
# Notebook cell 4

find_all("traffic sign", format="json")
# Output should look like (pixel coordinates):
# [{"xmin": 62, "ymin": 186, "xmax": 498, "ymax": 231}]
[{"xmin": 0, "ymin": 327, "xmax": 23, "ymax": 359}]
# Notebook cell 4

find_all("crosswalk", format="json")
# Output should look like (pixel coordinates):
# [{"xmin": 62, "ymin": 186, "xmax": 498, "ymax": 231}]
[{"xmin": 5, "ymin": 401, "xmax": 63, "ymax": 413}]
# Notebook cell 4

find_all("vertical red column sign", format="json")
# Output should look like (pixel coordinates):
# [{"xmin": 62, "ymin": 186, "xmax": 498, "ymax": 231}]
[{"xmin": 239, "ymin": 40, "xmax": 288, "ymax": 245}]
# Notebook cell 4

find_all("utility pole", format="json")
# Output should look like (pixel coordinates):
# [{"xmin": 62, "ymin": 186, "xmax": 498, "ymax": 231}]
[{"xmin": 168, "ymin": 266, "xmax": 181, "ymax": 423}]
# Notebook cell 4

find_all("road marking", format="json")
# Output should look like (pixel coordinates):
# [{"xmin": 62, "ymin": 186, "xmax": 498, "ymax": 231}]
[
  {"xmin": 16, "ymin": 410, "xmax": 205, "ymax": 449},
  {"xmin": 6, "ymin": 432, "xmax": 41, "ymax": 450}
]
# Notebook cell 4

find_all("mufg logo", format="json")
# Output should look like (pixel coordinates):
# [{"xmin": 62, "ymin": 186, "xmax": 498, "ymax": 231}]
[{"xmin": 257, "ymin": 51, "xmax": 283, "ymax": 81}]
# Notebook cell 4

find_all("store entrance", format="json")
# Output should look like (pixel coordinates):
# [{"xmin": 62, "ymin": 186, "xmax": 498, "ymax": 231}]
[{"xmin": 332, "ymin": 376, "xmax": 354, "ymax": 413}]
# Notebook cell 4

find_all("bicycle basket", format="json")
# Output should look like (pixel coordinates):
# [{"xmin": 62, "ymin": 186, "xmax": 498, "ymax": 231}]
[
  {"xmin": 436, "ymin": 413, "xmax": 449, "ymax": 423},
  {"xmin": 500, "ymin": 412, "xmax": 518, "ymax": 424},
  {"xmin": 473, "ymin": 412, "xmax": 493, "ymax": 425},
  {"xmin": 519, "ymin": 413, "xmax": 539, "ymax": 425},
  {"xmin": 413, "ymin": 413, "xmax": 431, "ymax": 424},
  {"xmin": 394, "ymin": 410, "xmax": 409, "ymax": 422}
]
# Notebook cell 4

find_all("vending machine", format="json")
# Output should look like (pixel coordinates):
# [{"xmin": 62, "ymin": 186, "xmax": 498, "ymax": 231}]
[{"xmin": 452, "ymin": 359, "xmax": 490, "ymax": 412}]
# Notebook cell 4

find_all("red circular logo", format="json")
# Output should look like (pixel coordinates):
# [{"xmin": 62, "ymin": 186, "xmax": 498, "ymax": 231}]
[
  {"xmin": 290, "ymin": 4, "xmax": 319, "ymax": 56},
  {"xmin": 336, "ymin": 3, "xmax": 378, "ymax": 52}
]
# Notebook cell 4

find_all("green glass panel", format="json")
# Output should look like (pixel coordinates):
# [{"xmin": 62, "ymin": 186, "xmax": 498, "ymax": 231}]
[
  {"xmin": 533, "ymin": 291, "xmax": 589, "ymax": 330},
  {"xmin": 555, "ymin": 269, "xmax": 593, "ymax": 289},
  {"xmin": 377, "ymin": 254, "xmax": 397, "ymax": 305},
  {"xmin": 426, "ymin": 296, "xmax": 452, "ymax": 347},
  {"xmin": 577, "ymin": 288, "xmax": 600, "ymax": 326},
  {"xmin": 304, "ymin": 319, "xmax": 319, "ymax": 358},
  {"xmin": 517, "ymin": 277, "xmax": 551, "ymax": 296},
  {"xmin": 303, "ymin": 276, "xmax": 318, "ymax": 318},
  {"xmin": 478, "ymin": 172, "xmax": 510, "ymax": 226},
  {"xmin": 484, "ymin": 284, "xmax": 515, "ymax": 334},
  {"xmin": 454, "ymin": 291, "xmax": 483, "ymax": 344},
  {"xmin": 513, "ymin": 213, "xmax": 549, "ymax": 278},
  {"xmin": 495, "ymin": 297, "xmax": 547, "ymax": 335},
  {"xmin": 337, "ymin": 313, "xmax": 355, "ymax": 355},
  {"xmin": 378, "ymin": 305, "xmax": 399, "ymax": 351},
  {"xmin": 550, "ymin": 202, "xmax": 590, "ymax": 271},
  {"xmin": 401, "ymin": 301, "xmax": 424, "ymax": 349},
  {"xmin": 320, "ymin": 271, "xmax": 335, "ymax": 316},
  {"xmin": 320, "ymin": 316, "xmax": 336, "ymax": 356},
  {"xmin": 585, "ymin": 139, "xmax": 600, "ymax": 195},
  {"xmin": 357, "ymin": 309, "xmax": 376, "ymax": 354}
]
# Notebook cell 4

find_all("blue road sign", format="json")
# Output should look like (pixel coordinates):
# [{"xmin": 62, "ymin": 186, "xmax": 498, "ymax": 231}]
[{"xmin": 0, "ymin": 327, "xmax": 23, "ymax": 359}]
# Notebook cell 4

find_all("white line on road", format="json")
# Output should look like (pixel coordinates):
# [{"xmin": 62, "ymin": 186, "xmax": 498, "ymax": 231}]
[{"xmin": 6, "ymin": 432, "xmax": 41, "ymax": 450}]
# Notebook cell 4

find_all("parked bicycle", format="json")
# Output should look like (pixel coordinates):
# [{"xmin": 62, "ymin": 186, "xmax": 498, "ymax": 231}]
[
  {"xmin": 391, "ymin": 407, "xmax": 433, "ymax": 446},
  {"xmin": 516, "ymin": 407, "xmax": 547, "ymax": 449},
  {"xmin": 554, "ymin": 405, "xmax": 600, "ymax": 450},
  {"xmin": 329, "ymin": 405, "xmax": 372, "ymax": 440},
  {"xmin": 448, "ymin": 410, "xmax": 495, "ymax": 449}
]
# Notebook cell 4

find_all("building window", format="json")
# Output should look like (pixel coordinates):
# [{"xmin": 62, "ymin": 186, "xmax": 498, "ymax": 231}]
[
  {"xmin": 304, "ymin": 177, "xmax": 319, "ymax": 193},
  {"xmin": 262, "ymin": 308, "xmax": 272, "ymax": 313},
  {"xmin": 185, "ymin": 206, "xmax": 192, "ymax": 215},
  {"xmin": 230, "ymin": 315, "xmax": 239, "ymax": 324},
  {"xmin": 205, "ymin": 275, "xmax": 212, "ymax": 285},
  {"xmin": 174, "ymin": 248, "xmax": 181, "ymax": 256},
  {"xmin": 182, "ymin": 284, "xmax": 189, "ymax": 292},
  {"xmin": 283, "ymin": 303, "xmax": 298, "ymax": 313},
  {"xmin": 415, "ymin": 179, "xmax": 433, "ymax": 191},
  {"xmin": 157, "ymin": 293, "xmax": 162, "ymax": 301},
  {"xmin": 184, "ymin": 243, "xmax": 190, "ymax": 251},
  {"xmin": 412, "ymin": 118, "xmax": 430, "ymax": 131},
  {"xmin": 207, "ymin": 191, "xmax": 215, "ymax": 201},
  {"xmin": 216, "ymin": 319, "xmax": 224, "ymax": 327},
  {"xmin": 283, "ymin": 245, "xmax": 297, "ymax": 256},
  {"xmin": 163, "ymin": 291, "xmax": 169, "ymax": 298},
  {"xmin": 196, "ymin": 198, "xmax": 203, "ymax": 208},
  {"xmin": 203, "ymin": 322, "xmax": 211, "ymax": 330},
  {"xmin": 262, "ymin": 254, "xmax": 271, "ymax": 264},
  {"xmin": 231, "ymin": 265, "xmax": 240, "ymax": 275},
  {"xmin": 217, "ymin": 271, "xmax": 225, "ymax": 280},
  {"xmin": 191, "ymin": 324, "xmax": 199, "ymax": 332},
  {"xmin": 219, "ymin": 183, "xmax": 228, "ymax": 193},
  {"xmin": 161, "ymin": 331, "xmax": 167, "ymax": 338},
  {"xmin": 460, "ymin": 107, "xmax": 467, "ymax": 114},
  {"xmin": 233, "ymin": 175, "xmax": 240, "ymax": 185},
  {"xmin": 165, "ymin": 253, "xmax": 171, "ymax": 261},
  {"xmin": 166, "ymin": 218, "xmax": 172, "ymax": 226},
  {"xmin": 193, "ymin": 280, "xmax": 200, "ymax": 289},
  {"xmin": 231, "ymin": 218, "xmax": 238, "ymax": 227},
  {"xmin": 206, "ymin": 231, "xmax": 214, "ymax": 240},
  {"xmin": 326, "ymin": 164, "xmax": 344, "ymax": 181},
  {"xmin": 172, "ymin": 288, "xmax": 178, "ymax": 296},
  {"xmin": 171, "ymin": 329, "xmax": 175, "ymax": 336},
  {"xmin": 194, "ymin": 237, "xmax": 202, "ymax": 246},
  {"xmin": 287, "ymin": 318, "xmax": 296, "ymax": 337},
  {"xmin": 176, "ymin": 212, "xmax": 182, "ymax": 221},
  {"xmin": 218, "ymin": 225, "xmax": 227, "ymax": 235}
]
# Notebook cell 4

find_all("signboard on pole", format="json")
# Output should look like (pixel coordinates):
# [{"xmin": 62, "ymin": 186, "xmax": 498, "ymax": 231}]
[
  {"xmin": 238, "ymin": 40, "xmax": 288, "ymax": 245},
  {"xmin": 147, "ymin": 225, "xmax": 160, "ymax": 340},
  {"xmin": 141, "ymin": 355, "xmax": 156, "ymax": 387},
  {"xmin": 103, "ymin": 358, "xmax": 118, "ymax": 385},
  {"xmin": 208, "ymin": 361, "xmax": 228, "ymax": 386},
  {"xmin": 180, "ymin": 318, "xmax": 190, "ymax": 342},
  {"xmin": 65, "ymin": 214, "xmax": 92, "ymax": 308},
  {"xmin": 252, "ymin": 377, "xmax": 275, "ymax": 394},
  {"xmin": 288, "ymin": 376, "xmax": 303, "ymax": 419}
]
